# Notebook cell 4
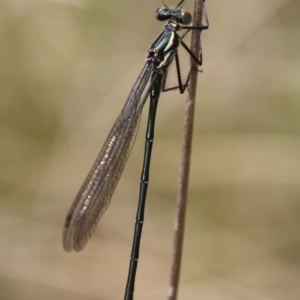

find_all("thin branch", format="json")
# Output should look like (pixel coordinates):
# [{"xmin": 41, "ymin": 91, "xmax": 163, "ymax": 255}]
[{"xmin": 167, "ymin": 1, "xmax": 205, "ymax": 299}]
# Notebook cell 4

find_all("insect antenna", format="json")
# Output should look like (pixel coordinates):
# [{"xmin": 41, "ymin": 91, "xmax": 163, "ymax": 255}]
[
  {"xmin": 161, "ymin": 0, "xmax": 169, "ymax": 9},
  {"xmin": 175, "ymin": 0, "xmax": 185, "ymax": 9}
]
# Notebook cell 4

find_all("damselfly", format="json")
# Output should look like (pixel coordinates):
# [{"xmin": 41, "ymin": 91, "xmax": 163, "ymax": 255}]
[{"xmin": 63, "ymin": 1, "xmax": 209, "ymax": 299}]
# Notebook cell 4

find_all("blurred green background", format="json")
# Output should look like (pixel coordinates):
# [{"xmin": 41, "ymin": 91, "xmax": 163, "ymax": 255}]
[{"xmin": 1, "ymin": 0, "xmax": 299, "ymax": 299}]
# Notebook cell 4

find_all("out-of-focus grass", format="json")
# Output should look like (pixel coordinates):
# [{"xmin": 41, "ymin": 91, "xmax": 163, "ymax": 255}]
[{"xmin": 0, "ymin": 0, "xmax": 299, "ymax": 299}]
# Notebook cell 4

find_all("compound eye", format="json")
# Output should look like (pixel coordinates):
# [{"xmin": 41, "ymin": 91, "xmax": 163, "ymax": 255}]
[
  {"xmin": 155, "ymin": 7, "xmax": 170, "ymax": 21},
  {"xmin": 181, "ymin": 10, "xmax": 192, "ymax": 25}
]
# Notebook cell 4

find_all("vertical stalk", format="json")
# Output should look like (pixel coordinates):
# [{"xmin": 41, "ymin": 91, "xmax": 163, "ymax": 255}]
[{"xmin": 167, "ymin": 1, "xmax": 205, "ymax": 299}]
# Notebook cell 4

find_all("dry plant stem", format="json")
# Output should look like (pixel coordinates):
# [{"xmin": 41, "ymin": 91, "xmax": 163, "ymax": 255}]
[{"xmin": 167, "ymin": 1, "xmax": 205, "ymax": 299}]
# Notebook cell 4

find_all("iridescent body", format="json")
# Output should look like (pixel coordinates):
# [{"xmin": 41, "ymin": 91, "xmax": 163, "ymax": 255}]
[{"xmin": 63, "ymin": 1, "xmax": 208, "ymax": 299}]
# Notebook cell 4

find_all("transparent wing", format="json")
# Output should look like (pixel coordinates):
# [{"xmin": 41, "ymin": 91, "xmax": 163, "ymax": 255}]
[{"xmin": 63, "ymin": 63, "xmax": 154, "ymax": 252}]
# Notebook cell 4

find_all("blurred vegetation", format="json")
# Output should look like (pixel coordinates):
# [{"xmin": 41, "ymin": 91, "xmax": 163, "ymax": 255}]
[{"xmin": 0, "ymin": 0, "xmax": 299, "ymax": 299}]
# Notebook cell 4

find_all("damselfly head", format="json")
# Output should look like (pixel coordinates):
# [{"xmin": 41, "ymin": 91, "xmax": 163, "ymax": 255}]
[{"xmin": 155, "ymin": 7, "xmax": 192, "ymax": 25}]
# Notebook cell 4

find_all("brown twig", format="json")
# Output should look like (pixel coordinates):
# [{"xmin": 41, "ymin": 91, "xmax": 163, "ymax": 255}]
[{"xmin": 167, "ymin": 1, "xmax": 205, "ymax": 299}]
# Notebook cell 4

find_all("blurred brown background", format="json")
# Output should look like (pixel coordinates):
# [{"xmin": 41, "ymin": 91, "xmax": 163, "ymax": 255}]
[{"xmin": 1, "ymin": 0, "xmax": 299, "ymax": 299}]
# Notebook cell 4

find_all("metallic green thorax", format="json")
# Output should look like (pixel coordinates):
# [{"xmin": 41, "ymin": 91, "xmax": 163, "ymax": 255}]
[{"xmin": 147, "ymin": 20, "xmax": 181, "ymax": 71}]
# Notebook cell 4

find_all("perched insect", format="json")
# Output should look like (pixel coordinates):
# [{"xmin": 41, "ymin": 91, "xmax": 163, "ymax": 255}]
[{"xmin": 63, "ymin": 1, "xmax": 209, "ymax": 299}]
